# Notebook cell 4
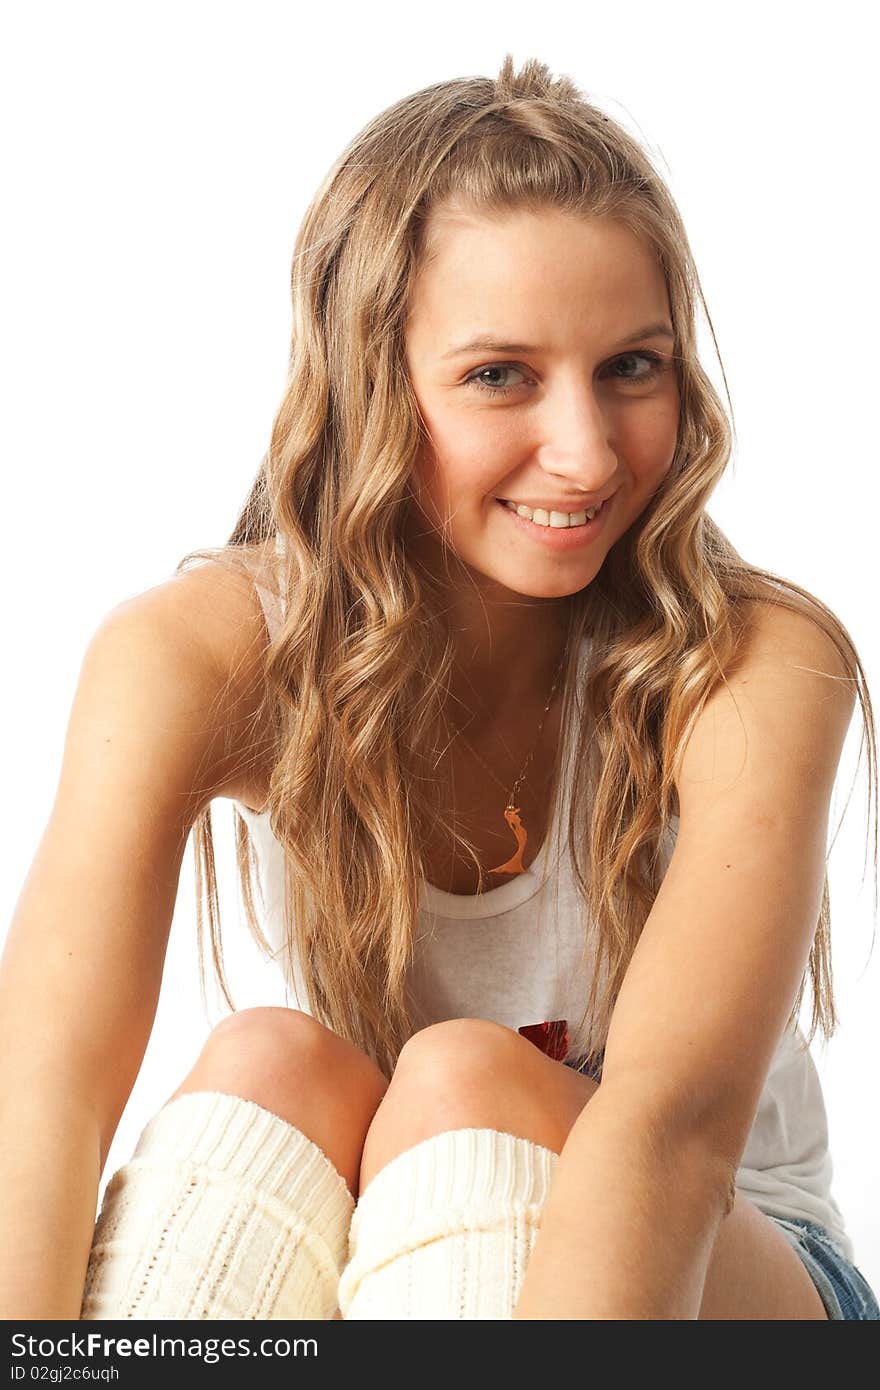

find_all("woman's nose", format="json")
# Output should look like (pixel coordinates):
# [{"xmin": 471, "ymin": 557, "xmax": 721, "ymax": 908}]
[{"xmin": 534, "ymin": 387, "xmax": 618, "ymax": 490}]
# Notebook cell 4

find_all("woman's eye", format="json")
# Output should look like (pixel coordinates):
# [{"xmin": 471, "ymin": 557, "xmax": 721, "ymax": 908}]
[
  {"xmin": 607, "ymin": 351, "xmax": 667, "ymax": 384},
  {"xmin": 463, "ymin": 351, "xmax": 668, "ymax": 398},
  {"xmin": 464, "ymin": 364, "xmax": 528, "ymax": 396}
]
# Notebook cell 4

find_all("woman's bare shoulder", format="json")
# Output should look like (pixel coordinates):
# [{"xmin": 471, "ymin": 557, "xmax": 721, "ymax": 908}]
[
  {"xmin": 113, "ymin": 540, "xmax": 280, "ymax": 810},
  {"xmin": 119, "ymin": 540, "xmax": 277, "ymax": 669},
  {"xmin": 735, "ymin": 588, "xmax": 849, "ymax": 678}
]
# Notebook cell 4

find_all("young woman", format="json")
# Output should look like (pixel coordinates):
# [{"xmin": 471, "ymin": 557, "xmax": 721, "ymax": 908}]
[{"xmin": 2, "ymin": 56, "xmax": 878, "ymax": 1321}]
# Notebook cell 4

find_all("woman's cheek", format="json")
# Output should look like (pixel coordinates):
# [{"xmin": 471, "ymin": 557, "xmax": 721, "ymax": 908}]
[{"xmin": 628, "ymin": 410, "xmax": 680, "ymax": 494}]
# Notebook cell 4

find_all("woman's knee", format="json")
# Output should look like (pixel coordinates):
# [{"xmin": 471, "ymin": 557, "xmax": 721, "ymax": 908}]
[
  {"xmin": 358, "ymin": 1019, "xmax": 595, "ymax": 1195},
  {"xmin": 169, "ymin": 1006, "xmax": 389, "ymax": 1123},
  {"xmin": 387, "ymin": 1017, "xmax": 597, "ymax": 1143},
  {"xmin": 164, "ymin": 1007, "xmax": 390, "ymax": 1198},
  {"xmin": 396, "ymin": 1017, "xmax": 527, "ymax": 1078}
]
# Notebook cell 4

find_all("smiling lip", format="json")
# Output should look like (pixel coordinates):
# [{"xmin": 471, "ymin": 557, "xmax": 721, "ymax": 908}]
[
  {"xmin": 495, "ymin": 494, "xmax": 614, "ymax": 549},
  {"xmin": 499, "ymin": 497, "xmax": 610, "ymax": 511}
]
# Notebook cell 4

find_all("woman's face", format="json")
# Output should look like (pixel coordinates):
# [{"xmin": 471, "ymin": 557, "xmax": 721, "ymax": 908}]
[{"xmin": 402, "ymin": 206, "xmax": 681, "ymax": 603}]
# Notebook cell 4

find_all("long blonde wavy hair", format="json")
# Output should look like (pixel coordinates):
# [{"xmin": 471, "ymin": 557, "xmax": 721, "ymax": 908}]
[{"xmin": 176, "ymin": 55, "xmax": 877, "ymax": 1081}]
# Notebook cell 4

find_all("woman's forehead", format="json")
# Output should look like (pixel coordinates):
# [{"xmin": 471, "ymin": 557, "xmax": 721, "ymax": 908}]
[{"xmin": 406, "ymin": 213, "xmax": 668, "ymax": 350}]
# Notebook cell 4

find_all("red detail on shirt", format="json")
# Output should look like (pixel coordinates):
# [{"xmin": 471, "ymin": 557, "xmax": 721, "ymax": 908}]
[{"xmin": 518, "ymin": 1020, "xmax": 569, "ymax": 1062}]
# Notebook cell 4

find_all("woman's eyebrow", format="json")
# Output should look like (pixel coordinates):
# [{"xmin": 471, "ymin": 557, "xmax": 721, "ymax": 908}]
[{"xmin": 440, "ymin": 322, "xmax": 675, "ymax": 359}]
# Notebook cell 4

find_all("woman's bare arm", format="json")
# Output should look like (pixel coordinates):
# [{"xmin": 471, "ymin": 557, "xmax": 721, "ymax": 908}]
[
  {"xmin": 0, "ymin": 560, "xmax": 270, "ymax": 1319},
  {"xmin": 513, "ymin": 602, "xmax": 856, "ymax": 1318}
]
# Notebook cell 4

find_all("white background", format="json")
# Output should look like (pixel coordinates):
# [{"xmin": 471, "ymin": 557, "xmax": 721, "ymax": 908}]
[{"xmin": 2, "ymin": 1, "xmax": 878, "ymax": 1300}]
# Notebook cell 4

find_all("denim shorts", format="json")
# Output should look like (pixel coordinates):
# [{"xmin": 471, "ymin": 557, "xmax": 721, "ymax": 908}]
[{"xmin": 767, "ymin": 1215, "xmax": 880, "ymax": 1320}]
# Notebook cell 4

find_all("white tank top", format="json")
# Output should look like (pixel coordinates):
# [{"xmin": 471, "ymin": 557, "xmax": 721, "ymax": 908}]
[{"xmin": 232, "ymin": 537, "xmax": 854, "ymax": 1260}]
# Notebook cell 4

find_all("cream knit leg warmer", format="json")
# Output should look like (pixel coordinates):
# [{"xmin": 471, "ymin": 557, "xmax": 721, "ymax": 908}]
[
  {"xmin": 80, "ymin": 1090, "xmax": 355, "ymax": 1320},
  {"xmin": 337, "ymin": 1127, "xmax": 559, "ymax": 1320}
]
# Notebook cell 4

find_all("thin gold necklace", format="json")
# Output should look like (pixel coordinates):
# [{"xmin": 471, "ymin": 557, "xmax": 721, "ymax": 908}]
[{"xmin": 456, "ymin": 643, "xmax": 568, "ymax": 876}]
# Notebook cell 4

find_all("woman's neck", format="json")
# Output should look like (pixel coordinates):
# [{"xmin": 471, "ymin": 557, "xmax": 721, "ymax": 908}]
[{"xmin": 447, "ymin": 621, "xmax": 571, "ymax": 731}]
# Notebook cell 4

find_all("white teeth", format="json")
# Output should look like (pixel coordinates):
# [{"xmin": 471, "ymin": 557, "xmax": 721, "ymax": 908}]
[{"xmin": 502, "ymin": 500, "xmax": 598, "ymax": 527}]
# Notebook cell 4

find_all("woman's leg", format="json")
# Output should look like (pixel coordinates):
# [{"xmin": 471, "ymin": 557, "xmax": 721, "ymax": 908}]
[
  {"xmin": 81, "ymin": 1007, "xmax": 388, "ymax": 1321},
  {"xmin": 338, "ymin": 1019, "xmax": 828, "ymax": 1320},
  {"xmin": 339, "ymin": 1018, "xmax": 594, "ymax": 1319}
]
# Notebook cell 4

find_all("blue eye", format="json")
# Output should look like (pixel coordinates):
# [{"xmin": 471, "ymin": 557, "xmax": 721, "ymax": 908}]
[
  {"xmin": 608, "ymin": 351, "xmax": 668, "ymax": 384},
  {"xmin": 465, "ymin": 364, "xmax": 529, "ymax": 395},
  {"xmin": 464, "ymin": 351, "xmax": 669, "ymax": 397}
]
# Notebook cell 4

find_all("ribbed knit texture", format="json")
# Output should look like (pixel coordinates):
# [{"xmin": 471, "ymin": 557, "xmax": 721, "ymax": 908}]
[
  {"xmin": 80, "ymin": 1090, "xmax": 355, "ymax": 1320},
  {"xmin": 337, "ymin": 1127, "xmax": 559, "ymax": 1319}
]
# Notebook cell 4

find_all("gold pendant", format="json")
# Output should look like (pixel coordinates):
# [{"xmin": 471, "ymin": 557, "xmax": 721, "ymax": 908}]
[{"xmin": 489, "ymin": 805, "xmax": 527, "ymax": 875}]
